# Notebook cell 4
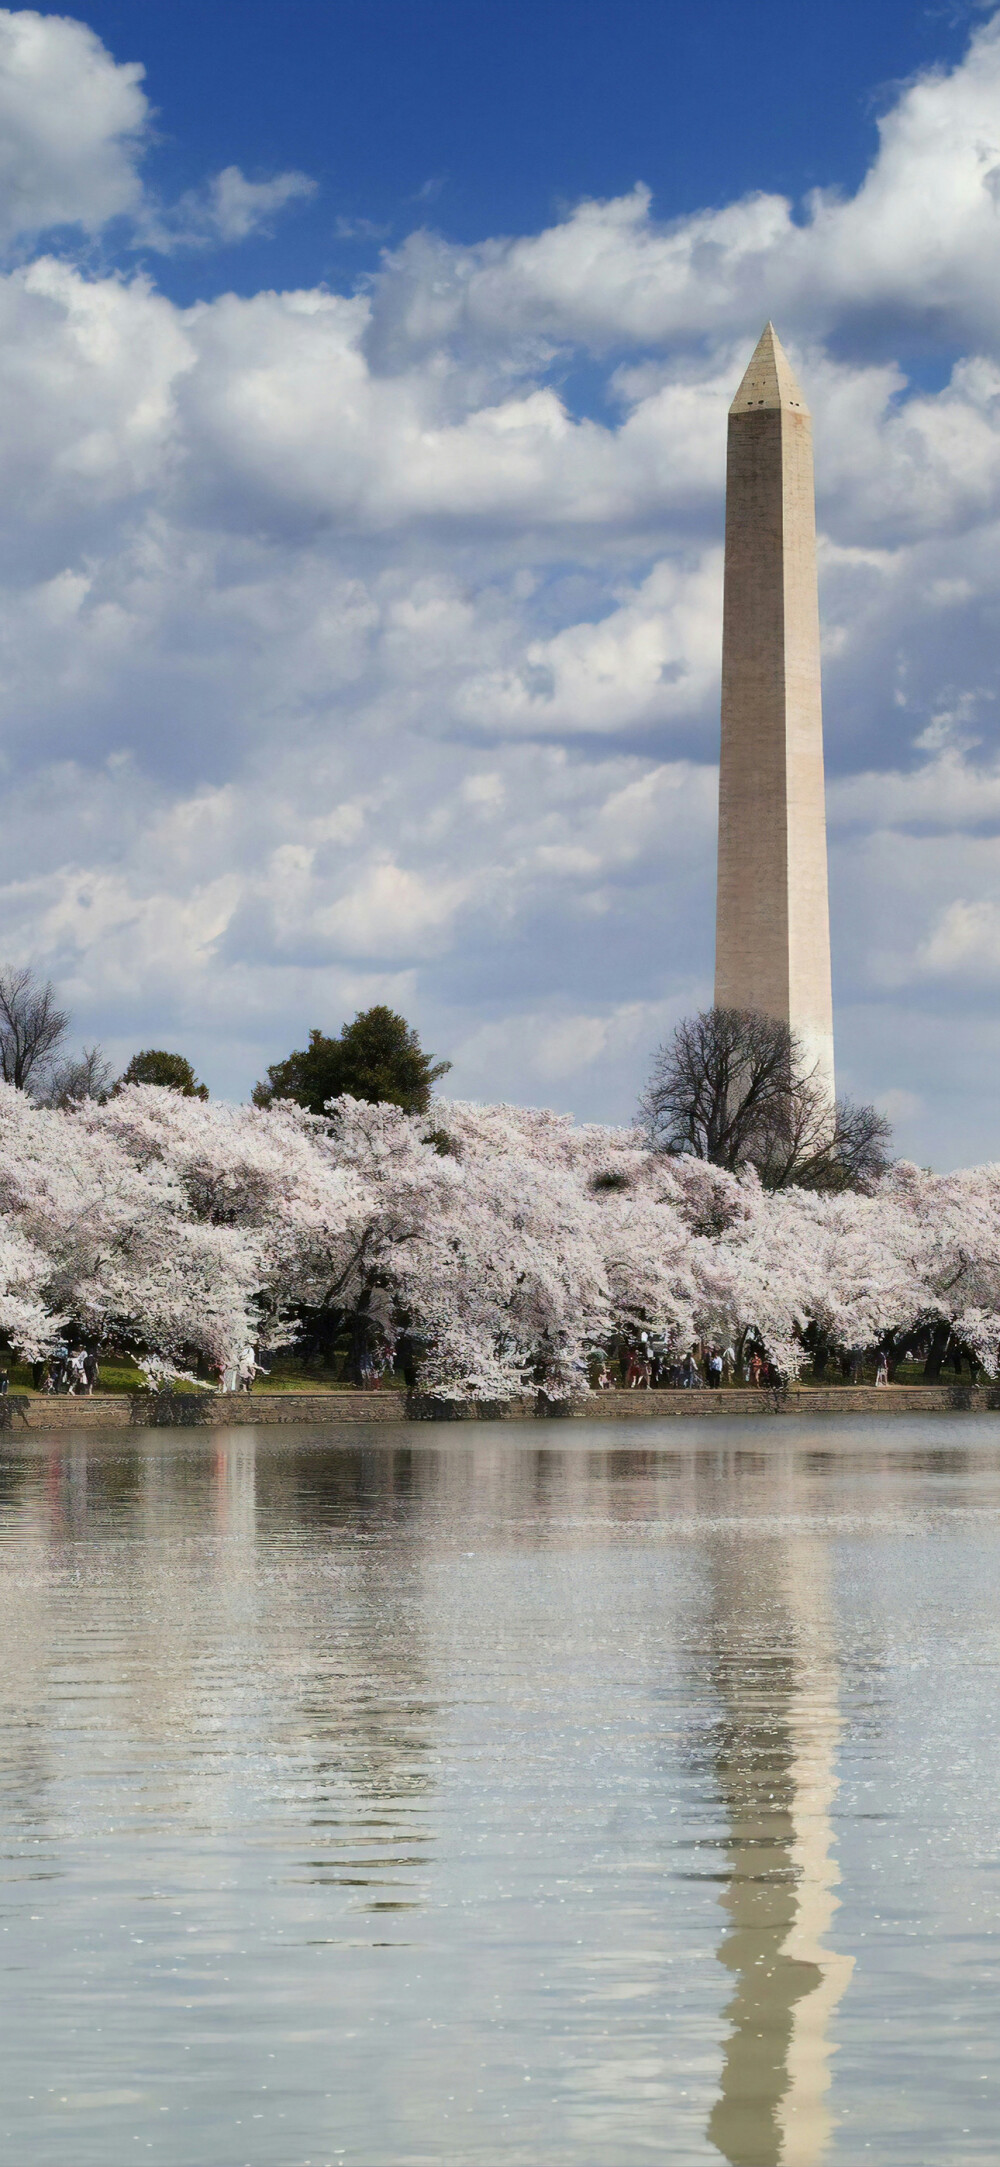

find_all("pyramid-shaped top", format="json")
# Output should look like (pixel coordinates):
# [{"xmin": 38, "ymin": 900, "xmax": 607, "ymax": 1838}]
[{"xmin": 729, "ymin": 322, "xmax": 808, "ymax": 417}]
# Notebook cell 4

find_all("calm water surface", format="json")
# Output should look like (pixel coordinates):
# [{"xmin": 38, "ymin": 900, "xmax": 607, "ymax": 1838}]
[{"xmin": 1, "ymin": 1415, "xmax": 999, "ymax": 2165}]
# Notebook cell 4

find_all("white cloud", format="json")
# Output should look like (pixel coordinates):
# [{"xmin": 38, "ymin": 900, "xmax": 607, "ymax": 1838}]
[
  {"xmin": 334, "ymin": 213, "xmax": 390, "ymax": 243},
  {"xmin": 455, "ymin": 558, "xmax": 723, "ymax": 735},
  {"xmin": 368, "ymin": 16, "xmax": 1000, "ymax": 358},
  {"xmin": 919, "ymin": 895, "xmax": 1000, "ymax": 975},
  {"xmin": 4, "ymin": 11, "xmax": 1000, "ymax": 1155},
  {"xmin": 194, "ymin": 164, "xmax": 315, "ymax": 243},
  {"xmin": 144, "ymin": 164, "xmax": 317, "ymax": 251},
  {"xmin": 452, "ymin": 998, "xmax": 687, "ymax": 1108},
  {"xmin": 0, "ymin": 7, "xmax": 147, "ymax": 242},
  {"xmin": 0, "ymin": 12, "xmax": 314, "ymax": 256},
  {"xmin": 297, "ymin": 859, "xmax": 473, "ymax": 962},
  {"xmin": 829, "ymin": 748, "xmax": 1000, "ymax": 829}
]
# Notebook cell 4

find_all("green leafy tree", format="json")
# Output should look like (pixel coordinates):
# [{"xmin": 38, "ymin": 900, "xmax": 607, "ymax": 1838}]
[
  {"xmin": 254, "ymin": 1005, "xmax": 450, "ymax": 1117},
  {"xmin": 116, "ymin": 1049, "xmax": 209, "ymax": 1100}
]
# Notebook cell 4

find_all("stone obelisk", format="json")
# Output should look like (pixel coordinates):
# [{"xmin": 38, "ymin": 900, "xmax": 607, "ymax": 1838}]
[{"xmin": 714, "ymin": 323, "xmax": 836, "ymax": 1104}]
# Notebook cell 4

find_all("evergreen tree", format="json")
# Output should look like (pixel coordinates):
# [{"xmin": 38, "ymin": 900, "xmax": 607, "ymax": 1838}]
[
  {"xmin": 254, "ymin": 1006, "xmax": 449, "ymax": 1117},
  {"xmin": 117, "ymin": 1050, "xmax": 209, "ymax": 1099}
]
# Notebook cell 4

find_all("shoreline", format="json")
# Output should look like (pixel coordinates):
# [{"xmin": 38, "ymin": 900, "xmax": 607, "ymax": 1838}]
[{"xmin": 3, "ymin": 1382, "xmax": 999, "ymax": 1428}]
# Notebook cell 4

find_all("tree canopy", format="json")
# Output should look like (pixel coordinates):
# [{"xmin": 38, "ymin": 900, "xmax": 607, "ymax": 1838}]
[
  {"xmin": 254, "ymin": 1005, "xmax": 450, "ymax": 1117},
  {"xmin": 117, "ymin": 1050, "xmax": 209, "ymax": 1099},
  {"xmin": 0, "ymin": 1083, "xmax": 994, "ymax": 1395}
]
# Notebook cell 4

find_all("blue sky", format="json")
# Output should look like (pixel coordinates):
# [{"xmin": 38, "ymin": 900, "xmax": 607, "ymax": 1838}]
[
  {"xmin": 1, "ymin": 2, "xmax": 1000, "ymax": 1162},
  {"xmin": 52, "ymin": 0, "xmax": 983, "ymax": 391},
  {"xmin": 77, "ymin": 0, "xmax": 978, "ymax": 297}
]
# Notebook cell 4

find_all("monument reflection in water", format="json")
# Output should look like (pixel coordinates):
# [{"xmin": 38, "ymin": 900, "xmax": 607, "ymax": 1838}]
[
  {"xmin": 705, "ymin": 1537, "xmax": 853, "ymax": 2167},
  {"xmin": 3, "ymin": 1424, "xmax": 1000, "ymax": 2167}
]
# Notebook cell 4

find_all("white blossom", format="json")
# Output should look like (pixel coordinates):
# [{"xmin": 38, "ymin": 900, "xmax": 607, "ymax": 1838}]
[{"xmin": 0, "ymin": 1078, "xmax": 997, "ymax": 1389}]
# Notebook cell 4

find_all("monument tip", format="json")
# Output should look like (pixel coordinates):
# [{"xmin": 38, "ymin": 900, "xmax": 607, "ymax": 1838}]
[{"xmin": 729, "ymin": 322, "xmax": 809, "ymax": 417}]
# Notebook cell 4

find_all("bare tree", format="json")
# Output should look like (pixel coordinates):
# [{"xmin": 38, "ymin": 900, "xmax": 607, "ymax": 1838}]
[
  {"xmin": 641, "ymin": 1007, "xmax": 792, "ymax": 1167},
  {"xmin": 39, "ymin": 1045, "xmax": 115, "ymax": 1108},
  {"xmin": 639, "ymin": 1006, "xmax": 893, "ymax": 1192},
  {"xmin": 776, "ymin": 1089, "xmax": 894, "ymax": 1193},
  {"xmin": 0, "ymin": 965, "xmax": 69, "ymax": 1094}
]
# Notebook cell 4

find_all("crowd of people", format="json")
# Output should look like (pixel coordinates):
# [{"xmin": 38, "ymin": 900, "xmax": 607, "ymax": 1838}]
[
  {"xmin": 31, "ymin": 1344, "xmax": 100, "ymax": 1395},
  {"xmin": 596, "ymin": 1338, "xmax": 783, "ymax": 1391}
]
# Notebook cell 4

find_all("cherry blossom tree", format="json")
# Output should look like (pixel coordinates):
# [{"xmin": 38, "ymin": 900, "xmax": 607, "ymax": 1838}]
[
  {"xmin": 0, "ymin": 1084, "xmax": 265, "ymax": 1381},
  {"xmin": 0, "ymin": 1076, "xmax": 998, "ymax": 1394}
]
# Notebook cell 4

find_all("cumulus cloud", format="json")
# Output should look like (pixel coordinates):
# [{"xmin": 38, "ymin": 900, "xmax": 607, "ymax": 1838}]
[
  {"xmin": 0, "ymin": 6, "xmax": 147, "ymax": 241},
  {"xmin": 454, "ymin": 558, "xmax": 723, "ymax": 735},
  {"xmin": 3, "ymin": 11, "xmax": 1000, "ymax": 1156},
  {"xmin": 0, "ymin": 11, "xmax": 314, "ymax": 256},
  {"xmin": 367, "ymin": 15, "xmax": 1000, "ymax": 358}
]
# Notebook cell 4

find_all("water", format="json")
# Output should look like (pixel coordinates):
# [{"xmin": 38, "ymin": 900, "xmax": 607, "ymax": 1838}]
[{"xmin": 1, "ymin": 1416, "xmax": 999, "ymax": 2166}]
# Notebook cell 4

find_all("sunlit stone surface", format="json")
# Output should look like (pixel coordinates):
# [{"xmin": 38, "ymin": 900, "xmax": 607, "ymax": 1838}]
[
  {"xmin": 716, "ymin": 325, "xmax": 836, "ymax": 1104},
  {"xmin": 1, "ymin": 1419, "xmax": 999, "ymax": 2164}
]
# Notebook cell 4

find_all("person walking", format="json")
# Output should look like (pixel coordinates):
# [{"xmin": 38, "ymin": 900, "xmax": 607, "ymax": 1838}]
[
  {"xmin": 875, "ymin": 1351, "xmax": 889, "ymax": 1387},
  {"xmin": 238, "ymin": 1345, "xmax": 257, "ymax": 1395},
  {"xmin": 708, "ymin": 1348, "xmax": 723, "ymax": 1390}
]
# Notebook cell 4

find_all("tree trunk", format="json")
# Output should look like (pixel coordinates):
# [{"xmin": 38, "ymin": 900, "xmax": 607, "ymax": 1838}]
[
  {"xmin": 923, "ymin": 1322, "xmax": 951, "ymax": 1382},
  {"xmin": 884, "ymin": 1328, "xmax": 920, "ymax": 1383}
]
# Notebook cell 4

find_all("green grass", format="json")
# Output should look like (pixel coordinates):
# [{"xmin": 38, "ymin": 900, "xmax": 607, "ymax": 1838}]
[
  {"xmin": 251, "ymin": 1361, "xmax": 407, "ymax": 1393},
  {"xmin": 2, "ymin": 1351, "xmax": 975, "ymax": 1398},
  {"xmin": 5, "ymin": 1356, "xmax": 151, "ymax": 1395},
  {"xmin": 2, "ymin": 1351, "xmax": 412, "ymax": 1396}
]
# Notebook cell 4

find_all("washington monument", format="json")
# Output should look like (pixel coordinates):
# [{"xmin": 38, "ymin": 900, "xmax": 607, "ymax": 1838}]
[{"xmin": 714, "ymin": 323, "xmax": 836, "ymax": 1105}]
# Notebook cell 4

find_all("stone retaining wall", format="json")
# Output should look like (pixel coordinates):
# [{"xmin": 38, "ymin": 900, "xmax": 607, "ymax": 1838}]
[
  {"xmin": 0, "ymin": 1391, "xmax": 408, "ymax": 1429},
  {"xmin": 3, "ymin": 1382, "xmax": 1000, "ymax": 1430},
  {"xmin": 577, "ymin": 1384, "xmax": 1000, "ymax": 1418}
]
